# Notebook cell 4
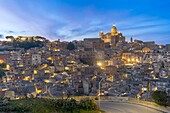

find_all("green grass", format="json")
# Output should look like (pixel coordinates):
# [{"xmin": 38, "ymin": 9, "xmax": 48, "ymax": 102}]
[
  {"xmin": 0, "ymin": 98, "xmax": 105, "ymax": 113},
  {"xmin": 0, "ymin": 98, "xmax": 55, "ymax": 113}
]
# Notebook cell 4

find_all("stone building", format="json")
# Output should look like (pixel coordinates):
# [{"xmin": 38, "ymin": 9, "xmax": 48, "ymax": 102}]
[
  {"xmin": 99, "ymin": 25, "xmax": 125, "ymax": 47},
  {"xmin": 122, "ymin": 52, "xmax": 140, "ymax": 65},
  {"xmin": 79, "ymin": 50, "xmax": 96, "ymax": 66},
  {"xmin": 15, "ymin": 36, "xmax": 47, "ymax": 42},
  {"xmin": 83, "ymin": 38, "xmax": 105, "ymax": 50},
  {"xmin": 32, "ymin": 54, "xmax": 41, "ymax": 65},
  {"xmin": 47, "ymin": 40, "xmax": 67, "ymax": 51},
  {"xmin": 54, "ymin": 55, "xmax": 64, "ymax": 72},
  {"xmin": 165, "ymin": 44, "xmax": 170, "ymax": 51},
  {"xmin": 82, "ymin": 79, "xmax": 90, "ymax": 95},
  {"xmin": 0, "ymin": 52, "xmax": 9, "ymax": 64}
]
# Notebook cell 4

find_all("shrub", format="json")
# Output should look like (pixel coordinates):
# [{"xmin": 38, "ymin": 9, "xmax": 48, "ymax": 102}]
[
  {"xmin": 95, "ymin": 97, "xmax": 99, "ymax": 100},
  {"xmin": 51, "ymin": 98, "xmax": 78, "ymax": 113},
  {"xmin": 79, "ymin": 98, "xmax": 99, "ymax": 111},
  {"xmin": 30, "ymin": 99, "xmax": 56, "ymax": 113},
  {"xmin": 151, "ymin": 91, "xmax": 167, "ymax": 107},
  {"xmin": 0, "ymin": 104, "xmax": 29, "ymax": 113},
  {"xmin": 63, "ymin": 98, "xmax": 78, "ymax": 113},
  {"xmin": 67, "ymin": 42, "xmax": 75, "ymax": 50}
]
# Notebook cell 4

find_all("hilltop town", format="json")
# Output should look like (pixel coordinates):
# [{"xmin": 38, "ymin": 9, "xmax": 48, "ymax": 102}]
[{"xmin": 0, "ymin": 25, "xmax": 169, "ymax": 105}]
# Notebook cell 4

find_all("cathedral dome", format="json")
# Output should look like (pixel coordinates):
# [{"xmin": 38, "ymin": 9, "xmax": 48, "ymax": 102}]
[{"xmin": 111, "ymin": 25, "xmax": 118, "ymax": 35}]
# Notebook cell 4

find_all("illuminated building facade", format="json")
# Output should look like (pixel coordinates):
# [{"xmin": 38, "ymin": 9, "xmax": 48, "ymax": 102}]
[
  {"xmin": 122, "ymin": 52, "xmax": 140, "ymax": 65},
  {"xmin": 16, "ymin": 36, "xmax": 46, "ymax": 42},
  {"xmin": 47, "ymin": 40, "xmax": 67, "ymax": 51},
  {"xmin": 0, "ymin": 52, "xmax": 9, "ymax": 64},
  {"xmin": 100, "ymin": 25, "xmax": 125, "ymax": 47},
  {"xmin": 54, "ymin": 55, "xmax": 64, "ymax": 72}
]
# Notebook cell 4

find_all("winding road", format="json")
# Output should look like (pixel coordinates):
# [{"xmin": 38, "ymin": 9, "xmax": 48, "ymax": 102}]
[{"xmin": 100, "ymin": 101, "xmax": 169, "ymax": 113}]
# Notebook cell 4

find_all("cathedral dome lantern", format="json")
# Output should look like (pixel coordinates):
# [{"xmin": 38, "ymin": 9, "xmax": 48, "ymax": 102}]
[{"xmin": 111, "ymin": 25, "xmax": 118, "ymax": 35}]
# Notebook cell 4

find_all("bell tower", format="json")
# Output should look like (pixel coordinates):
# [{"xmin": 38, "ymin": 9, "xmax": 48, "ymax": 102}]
[{"xmin": 99, "ymin": 31, "xmax": 104, "ymax": 39}]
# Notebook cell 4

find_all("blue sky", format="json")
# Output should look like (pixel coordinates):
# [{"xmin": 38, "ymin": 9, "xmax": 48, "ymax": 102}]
[{"xmin": 0, "ymin": 0, "xmax": 170, "ymax": 44}]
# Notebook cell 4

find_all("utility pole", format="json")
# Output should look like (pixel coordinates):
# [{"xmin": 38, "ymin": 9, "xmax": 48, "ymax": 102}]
[{"xmin": 98, "ymin": 74, "xmax": 108, "ymax": 108}]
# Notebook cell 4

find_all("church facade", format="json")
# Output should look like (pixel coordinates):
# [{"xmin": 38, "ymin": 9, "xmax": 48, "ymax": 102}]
[{"xmin": 99, "ymin": 26, "xmax": 126, "ymax": 47}]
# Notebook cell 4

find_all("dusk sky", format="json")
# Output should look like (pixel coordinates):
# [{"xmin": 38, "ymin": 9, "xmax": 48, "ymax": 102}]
[{"xmin": 0, "ymin": 0, "xmax": 170, "ymax": 44}]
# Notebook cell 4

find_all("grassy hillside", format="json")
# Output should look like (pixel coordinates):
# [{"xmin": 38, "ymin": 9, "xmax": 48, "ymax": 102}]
[{"xmin": 0, "ymin": 98, "xmax": 104, "ymax": 113}]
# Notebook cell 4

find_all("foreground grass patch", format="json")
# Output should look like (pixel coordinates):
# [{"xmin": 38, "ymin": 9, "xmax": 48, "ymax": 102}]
[
  {"xmin": 0, "ymin": 98, "xmax": 56, "ymax": 113},
  {"xmin": 0, "ymin": 98, "xmax": 104, "ymax": 113}
]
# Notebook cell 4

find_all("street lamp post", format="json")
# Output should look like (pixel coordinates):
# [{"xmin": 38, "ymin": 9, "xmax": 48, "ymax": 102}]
[{"xmin": 98, "ymin": 74, "xmax": 108, "ymax": 108}]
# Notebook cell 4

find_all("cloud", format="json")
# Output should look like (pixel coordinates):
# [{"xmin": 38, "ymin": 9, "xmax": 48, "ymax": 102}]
[
  {"xmin": 0, "ymin": 34, "xmax": 3, "ymax": 38},
  {"xmin": 0, "ymin": 0, "xmax": 169, "ymax": 44}
]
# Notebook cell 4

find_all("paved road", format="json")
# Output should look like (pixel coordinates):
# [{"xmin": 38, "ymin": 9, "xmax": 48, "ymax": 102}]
[{"xmin": 100, "ymin": 101, "xmax": 168, "ymax": 113}]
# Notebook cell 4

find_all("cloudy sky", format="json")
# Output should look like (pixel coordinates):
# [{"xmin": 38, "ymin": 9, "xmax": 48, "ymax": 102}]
[{"xmin": 0, "ymin": 0, "xmax": 170, "ymax": 44}]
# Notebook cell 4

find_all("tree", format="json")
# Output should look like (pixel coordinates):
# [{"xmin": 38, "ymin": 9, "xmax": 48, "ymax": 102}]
[
  {"xmin": 151, "ymin": 91, "xmax": 167, "ymax": 107},
  {"xmin": 67, "ymin": 42, "xmax": 75, "ymax": 50},
  {"xmin": 79, "ymin": 98, "xmax": 99, "ymax": 111},
  {"xmin": 0, "ymin": 63, "xmax": 6, "ymax": 68},
  {"xmin": 6, "ymin": 36, "xmax": 14, "ymax": 41},
  {"xmin": 0, "ymin": 69, "xmax": 5, "ymax": 78},
  {"xmin": 64, "ymin": 99, "xmax": 78, "ymax": 113}
]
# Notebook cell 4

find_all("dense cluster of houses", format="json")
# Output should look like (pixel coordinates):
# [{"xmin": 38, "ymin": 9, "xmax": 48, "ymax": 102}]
[{"xmin": 0, "ymin": 26, "xmax": 169, "ymax": 102}]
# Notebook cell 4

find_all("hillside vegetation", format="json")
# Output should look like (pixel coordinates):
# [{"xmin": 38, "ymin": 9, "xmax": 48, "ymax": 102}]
[{"xmin": 0, "ymin": 98, "xmax": 104, "ymax": 113}]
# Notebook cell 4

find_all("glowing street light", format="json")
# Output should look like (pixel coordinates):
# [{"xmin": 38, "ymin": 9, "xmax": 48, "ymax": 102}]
[
  {"xmin": 97, "ymin": 62, "xmax": 102, "ymax": 66},
  {"xmin": 132, "ymin": 58, "xmax": 134, "ymax": 61},
  {"xmin": 136, "ymin": 59, "xmax": 139, "ymax": 62},
  {"xmin": 98, "ymin": 74, "xmax": 109, "ymax": 108}
]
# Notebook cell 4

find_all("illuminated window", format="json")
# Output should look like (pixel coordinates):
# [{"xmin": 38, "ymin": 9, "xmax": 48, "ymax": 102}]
[
  {"xmin": 0, "ymin": 59, "xmax": 4, "ymax": 64},
  {"xmin": 44, "ymin": 70, "xmax": 50, "ymax": 73},
  {"xmin": 6, "ymin": 64, "xmax": 10, "ymax": 70},
  {"xmin": 34, "ymin": 70, "xmax": 37, "ymax": 74}
]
